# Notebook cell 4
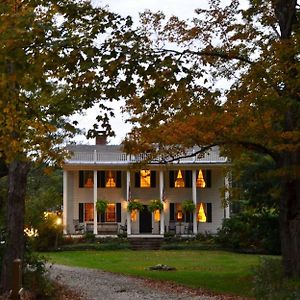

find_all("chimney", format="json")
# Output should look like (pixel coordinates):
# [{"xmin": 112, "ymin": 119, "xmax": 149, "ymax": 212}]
[{"xmin": 95, "ymin": 131, "xmax": 107, "ymax": 145}]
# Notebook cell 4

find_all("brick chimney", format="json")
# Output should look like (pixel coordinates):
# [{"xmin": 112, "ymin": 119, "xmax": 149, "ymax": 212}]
[{"xmin": 95, "ymin": 131, "xmax": 107, "ymax": 145}]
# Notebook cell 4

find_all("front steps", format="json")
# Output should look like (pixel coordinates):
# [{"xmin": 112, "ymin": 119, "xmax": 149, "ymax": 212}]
[{"xmin": 128, "ymin": 237, "xmax": 164, "ymax": 250}]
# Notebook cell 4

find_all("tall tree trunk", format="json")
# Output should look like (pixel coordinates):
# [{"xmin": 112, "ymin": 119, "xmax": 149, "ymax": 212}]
[
  {"xmin": 0, "ymin": 159, "xmax": 29, "ymax": 292},
  {"xmin": 280, "ymin": 151, "xmax": 300, "ymax": 277}
]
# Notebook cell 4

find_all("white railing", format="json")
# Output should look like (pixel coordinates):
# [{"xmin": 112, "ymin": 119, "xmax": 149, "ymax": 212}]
[{"xmin": 65, "ymin": 149, "xmax": 227, "ymax": 164}]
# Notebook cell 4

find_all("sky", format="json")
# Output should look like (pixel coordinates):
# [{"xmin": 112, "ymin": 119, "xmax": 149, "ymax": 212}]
[{"xmin": 74, "ymin": 1, "xmax": 209, "ymax": 145}]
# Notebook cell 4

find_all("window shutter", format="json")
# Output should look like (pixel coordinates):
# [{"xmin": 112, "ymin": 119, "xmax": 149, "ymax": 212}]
[
  {"xmin": 169, "ymin": 171, "xmax": 175, "ymax": 188},
  {"xmin": 185, "ymin": 170, "xmax": 192, "ymax": 188},
  {"xmin": 116, "ymin": 171, "xmax": 122, "ymax": 188},
  {"xmin": 116, "ymin": 203, "xmax": 121, "ymax": 222},
  {"xmin": 206, "ymin": 203, "xmax": 212, "ymax": 222},
  {"xmin": 79, "ymin": 171, "xmax": 84, "ymax": 188},
  {"xmin": 170, "ymin": 203, "xmax": 175, "ymax": 221},
  {"xmin": 205, "ymin": 170, "xmax": 212, "ymax": 188},
  {"xmin": 135, "ymin": 172, "xmax": 140, "ymax": 187},
  {"xmin": 97, "ymin": 171, "xmax": 100, "ymax": 188},
  {"xmin": 150, "ymin": 171, "xmax": 156, "ymax": 188},
  {"xmin": 79, "ymin": 203, "xmax": 84, "ymax": 222}
]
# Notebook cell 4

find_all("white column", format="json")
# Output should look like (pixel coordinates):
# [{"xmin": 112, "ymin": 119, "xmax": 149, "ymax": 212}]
[
  {"xmin": 63, "ymin": 170, "xmax": 68, "ymax": 234},
  {"xmin": 224, "ymin": 174, "xmax": 230, "ymax": 218},
  {"xmin": 126, "ymin": 170, "xmax": 131, "ymax": 235},
  {"xmin": 159, "ymin": 170, "xmax": 165, "ymax": 235},
  {"xmin": 93, "ymin": 170, "xmax": 98, "ymax": 235},
  {"xmin": 192, "ymin": 169, "xmax": 197, "ymax": 235}
]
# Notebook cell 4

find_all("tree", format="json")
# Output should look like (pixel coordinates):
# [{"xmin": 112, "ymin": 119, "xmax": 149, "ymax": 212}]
[
  {"xmin": 98, "ymin": 1, "xmax": 300, "ymax": 277},
  {"xmin": 0, "ymin": 0, "xmax": 131, "ymax": 291}
]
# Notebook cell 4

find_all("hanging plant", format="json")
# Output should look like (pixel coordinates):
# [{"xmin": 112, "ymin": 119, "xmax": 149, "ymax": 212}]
[
  {"xmin": 148, "ymin": 200, "xmax": 163, "ymax": 212},
  {"xmin": 127, "ymin": 200, "xmax": 144, "ymax": 212},
  {"xmin": 182, "ymin": 200, "xmax": 196, "ymax": 213},
  {"xmin": 96, "ymin": 199, "xmax": 108, "ymax": 214}
]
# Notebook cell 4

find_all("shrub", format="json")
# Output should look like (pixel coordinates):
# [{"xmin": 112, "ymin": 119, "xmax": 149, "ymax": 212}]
[
  {"xmin": 96, "ymin": 199, "xmax": 108, "ymax": 214},
  {"xmin": 253, "ymin": 257, "xmax": 300, "ymax": 299},
  {"xmin": 215, "ymin": 211, "xmax": 280, "ymax": 254},
  {"xmin": 182, "ymin": 200, "xmax": 196, "ymax": 213}
]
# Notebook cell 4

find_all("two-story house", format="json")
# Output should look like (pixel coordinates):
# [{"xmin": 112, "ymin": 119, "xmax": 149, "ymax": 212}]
[{"xmin": 62, "ymin": 136, "xmax": 229, "ymax": 237}]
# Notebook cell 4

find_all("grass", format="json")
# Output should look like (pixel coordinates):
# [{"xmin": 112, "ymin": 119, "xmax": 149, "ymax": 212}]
[{"xmin": 44, "ymin": 249, "xmax": 276, "ymax": 297}]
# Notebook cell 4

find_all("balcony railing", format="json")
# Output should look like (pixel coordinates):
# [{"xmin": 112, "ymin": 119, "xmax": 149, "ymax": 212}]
[{"xmin": 65, "ymin": 148, "xmax": 227, "ymax": 165}]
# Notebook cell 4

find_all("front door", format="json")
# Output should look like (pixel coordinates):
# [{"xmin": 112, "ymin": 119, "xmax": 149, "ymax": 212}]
[{"xmin": 139, "ymin": 205, "xmax": 152, "ymax": 233}]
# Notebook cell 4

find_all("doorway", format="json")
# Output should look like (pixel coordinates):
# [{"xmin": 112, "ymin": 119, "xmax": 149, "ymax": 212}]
[{"xmin": 139, "ymin": 205, "xmax": 152, "ymax": 233}]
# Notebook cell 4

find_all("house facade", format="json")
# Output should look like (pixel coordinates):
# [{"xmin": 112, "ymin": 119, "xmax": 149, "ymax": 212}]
[{"xmin": 62, "ymin": 140, "xmax": 229, "ymax": 236}]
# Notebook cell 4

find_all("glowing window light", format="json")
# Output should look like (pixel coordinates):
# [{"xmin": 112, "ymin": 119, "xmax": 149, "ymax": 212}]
[
  {"xmin": 106, "ymin": 171, "xmax": 116, "ymax": 188},
  {"xmin": 198, "ymin": 202, "xmax": 207, "ymax": 222},
  {"xmin": 177, "ymin": 210, "xmax": 183, "ymax": 221},
  {"xmin": 196, "ymin": 170, "xmax": 206, "ymax": 188},
  {"xmin": 85, "ymin": 177, "xmax": 94, "ymax": 188},
  {"xmin": 154, "ymin": 210, "xmax": 160, "ymax": 222},
  {"xmin": 140, "ymin": 170, "xmax": 151, "ymax": 187},
  {"xmin": 175, "ymin": 170, "xmax": 185, "ymax": 188},
  {"xmin": 131, "ymin": 209, "xmax": 137, "ymax": 222}
]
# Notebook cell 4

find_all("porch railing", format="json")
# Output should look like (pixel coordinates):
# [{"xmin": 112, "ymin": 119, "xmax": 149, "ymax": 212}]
[{"xmin": 65, "ymin": 148, "xmax": 227, "ymax": 165}]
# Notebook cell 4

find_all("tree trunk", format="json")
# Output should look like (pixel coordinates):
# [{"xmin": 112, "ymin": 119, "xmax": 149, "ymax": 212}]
[
  {"xmin": 0, "ymin": 159, "xmax": 30, "ymax": 292},
  {"xmin": 279, "ymin": 151, "xmax": 300, "ymax": 277}
]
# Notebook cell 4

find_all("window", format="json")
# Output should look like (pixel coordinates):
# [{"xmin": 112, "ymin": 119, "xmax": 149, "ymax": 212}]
[
  {"xmin": 140, "ymin": 170, "xmax": 151, "ymax": 187},
  {"xmin": 196, "ymin": 170, "xmax": 212, "ymax": 188},
  {"xmin": 169, "ymin": 203, "xmax": 194, "ymax": 222},
  {"xmin": 196, "ymin": 202, "xmax": 212, "ymax": 223},
  {"xmin": 97, "ymin": 171, "xmax": 122, "ymax": 188},
  {"xmin": 135, "ymin": 170, "xmax": 156, "ymax": 188},
  {"xmin": 169, "ymin": 170, "xmax": 192, "ymax": 188},
  {"xmin": 79, "ymin": 171, "xmax": 94, "ymax": 188},
  {"xmin": 84, "ymin": 203, "xmax": 94, "ymax": 221},
  {"xmin": 105, "ymin": 204, "xmax": 116, "ymax": 222}
]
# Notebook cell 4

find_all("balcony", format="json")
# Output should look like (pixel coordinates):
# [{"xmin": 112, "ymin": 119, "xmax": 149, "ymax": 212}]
[{"xmin": 64, "ymin": 147, "xmax": 227, "ymax": 165}]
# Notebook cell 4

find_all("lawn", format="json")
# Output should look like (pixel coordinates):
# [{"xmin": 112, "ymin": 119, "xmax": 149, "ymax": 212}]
[{"xmin": 44, "ymin": 250, "xmax": 273, "ymax": 297}]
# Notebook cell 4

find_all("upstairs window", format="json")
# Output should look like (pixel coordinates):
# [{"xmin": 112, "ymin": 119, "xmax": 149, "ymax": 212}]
[
  {"xmin": 196, "ymin": 170, "xmax": 212, "ymax": 188},
  {"xmin": 79, "ymin": 171, "xmax": 94, "ymax": 188},
  {"xmin": 97, "ymin": 171, "xmax": 122, "ymax": 188},
  {"xmin": 169, "ymin": 170, "xmax": 192, "ymax": 188},
  {"xmin": 135, "ymin": 170, "xmax": 156, "ymax": 188}
]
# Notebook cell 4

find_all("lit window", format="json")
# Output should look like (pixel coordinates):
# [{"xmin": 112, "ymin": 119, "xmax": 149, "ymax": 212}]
[
  {"xmin": 105, "ymin": 203, "xmax": 116, "ymax": 222},
  {"xmin": 175, "ymin": 170, "xmax": 185, "ymax": 188},
  {"xmin": 196, "ymin": 169, "xmax": 206, "ymax": 188},
  {"xmin": 84, "ymin": 171, "xmax": 94, "ymax": 188},
  {"xmin": 140, "ymin": 170, "xmax": 151, "ymax": 187},
  {"xmin": 84, "ymin": 203, "xmax": 94, "ymax": 221},
  {"xmin": 197, "ymin": 202, "xmax": 207, "ymax": 222},
  {"xmin": 106, "ymin": 171, "xmax": 116, "ymax": 188}
]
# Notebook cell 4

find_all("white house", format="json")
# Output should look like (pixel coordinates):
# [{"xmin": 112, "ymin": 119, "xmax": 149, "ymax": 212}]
[{"xmin": 62, "ymin": 137, "xmax": 229, "ymax": 237}]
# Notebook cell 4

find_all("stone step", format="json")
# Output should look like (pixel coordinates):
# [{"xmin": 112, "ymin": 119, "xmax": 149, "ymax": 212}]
[{"xmin": 128, "ymin": 238, "xmax": 163, "ymax": 250}]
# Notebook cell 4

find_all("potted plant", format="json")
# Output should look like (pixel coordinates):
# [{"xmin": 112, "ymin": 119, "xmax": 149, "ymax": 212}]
[
  {"xmin": 127, "ymin": 200, "xmax": 144, "ymax": 212},
  {"xmin": 182, "ymin": 200, "xmax": 196, "ymax": 213},
  {"xmin": 148, "ymin": 200, "xmax": 163, "ymax": 212},
  {"xmin": 96, "ymin": 199, "xmax": 108, "ymax": 214}
]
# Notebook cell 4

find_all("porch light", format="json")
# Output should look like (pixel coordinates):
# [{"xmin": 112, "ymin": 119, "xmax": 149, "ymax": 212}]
[
  {"xmin": 175, "ymin": 170, "xmax": 185, "ymax": 187},
  {"xmin": 85, "ymin": 177, "xmax": 93, "ymax": 188},
  {"xmin": 154, "ymin": 209, "xmax": 160, "ymax": 222},
  {"xmin": 177, "ymin": 210, "xmax": 183, "ymax": 222},
  {"xmin": 198, "ymin": 203, "xmax": 207, "ymax": 222},
  {"xmin": 131, "ymin": 209, "xmax": 137, "ymax": 222},
  {"xmin": 196, "ymin": 169, "xmax": 206, "ymax": 188},
  {"xmin": 106, "ymin": 171, "xmax": 116, "ymax": 188}
]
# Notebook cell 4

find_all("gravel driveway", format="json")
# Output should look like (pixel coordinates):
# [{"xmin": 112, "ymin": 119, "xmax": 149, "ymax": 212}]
[{"xmin": 48, "ymin": 264, "xmax": 219, "ymax": 300}]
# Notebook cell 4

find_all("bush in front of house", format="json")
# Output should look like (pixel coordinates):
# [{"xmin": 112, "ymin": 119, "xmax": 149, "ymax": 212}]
[{"xmin": 215, "ymin": 211, "xmax": 280, "ymax": 254}]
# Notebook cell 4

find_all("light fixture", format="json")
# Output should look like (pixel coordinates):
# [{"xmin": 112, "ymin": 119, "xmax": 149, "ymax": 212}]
[
  {"xmin": 131, "ymin": 209, "xmax": 137, "ymax": 222},
  {"xmin": 154, "ymin": 210, "xmax": 160, "ymax": 222},
  {"xmin": 198, "ymin": 203, "xmax": 207, "ymax": 222},
  {"xmin": 175, "ymin": 170, "xmax": 185, "ymax": 187},
  {"xmin": 106, "ymin": 171, "xmax": 116, "ymax": 187},
  {"xmin": 85, "ymin": 177, "xmax": 93, "ymax": 188},
  {"xmin": 196, "ymin": 169, "xmax": 206, "ymax": 188}
]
